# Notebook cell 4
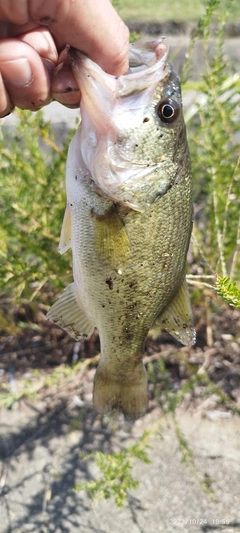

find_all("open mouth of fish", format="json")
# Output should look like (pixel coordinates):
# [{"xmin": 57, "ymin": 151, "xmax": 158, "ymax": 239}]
[
  {"xmin": 70, "ymin": 37, "xmax": 170, "ymax": 111},
  {"xmin": 68, "ymin": 38, "xmax": 176, "ymax": 211}
]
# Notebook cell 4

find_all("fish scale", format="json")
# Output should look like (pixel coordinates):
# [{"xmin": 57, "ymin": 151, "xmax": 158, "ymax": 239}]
[{"xmin": 47, "ymin": 38, "xmax": 195, "ymax": 419}]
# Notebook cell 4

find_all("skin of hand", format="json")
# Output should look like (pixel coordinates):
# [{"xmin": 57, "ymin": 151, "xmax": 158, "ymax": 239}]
[{"xmin": 0, "ymin": 0, "xmax": 129, "ymax": 117}]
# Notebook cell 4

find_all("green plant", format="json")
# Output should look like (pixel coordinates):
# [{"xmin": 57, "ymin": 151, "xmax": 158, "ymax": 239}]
[
  {"xmin": 174, "ymin": 417, "xmax": 218, "ymax": 503},
  {"xmin": 0, "ymin": 377, "xmax": 38, "ymax": 409},
  {"xmin": 74, "ymin": 430, "xmax": 151, "ymax": 507},
  {"xmin": 215, "ymin": 276, "xmax": 240, "ymax": 308},
  {"xmin": 0, "ymin": 109, "xmax": 76, "ymax": 300},
  {"xmin": 183, "ymin": 0, "xmax": 240, "ymax": 302}
]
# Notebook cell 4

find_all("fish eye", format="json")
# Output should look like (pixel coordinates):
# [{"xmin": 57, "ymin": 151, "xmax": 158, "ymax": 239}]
[{"xmin": 156, "ymin": 99, "xmax": 179, "ymax": 123}]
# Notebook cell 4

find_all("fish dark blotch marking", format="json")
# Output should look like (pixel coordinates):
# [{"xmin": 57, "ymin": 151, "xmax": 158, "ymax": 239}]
[
  {"xmin": 75, "ymin": 175, "xmax": 78, "ymax": 180},
  {"xmin": 129, "ymin": 281, "xmax": 137, "ymax": 289},
  {"xmin": 65, "ymin": 87, "xmax": 78, "ymax": 93},
  {"xmin": 143, "ymin": 117, "xmax": 150, "ymax": 123},
  {"xmin": 102, "ymin": 304, "xmax": 105, "ymax": 308},
  {"xmin": 106, "ymin": 277, "xmax": 113, "ymax": 290}
]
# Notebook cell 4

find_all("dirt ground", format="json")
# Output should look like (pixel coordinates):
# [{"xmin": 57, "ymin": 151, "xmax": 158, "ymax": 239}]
[{"xmin": 0, "ymin": 299, "xmax": 240, "ymax": 533}]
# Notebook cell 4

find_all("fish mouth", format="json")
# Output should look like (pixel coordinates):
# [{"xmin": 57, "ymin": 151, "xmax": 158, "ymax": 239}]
[
  {"xmin": 68, "ymin": 39, "xmax": 173, "ymax": 210},
  {"xmin": 129, "ymin": 38, "xmax": 169, "ymax": 70},
  {"xmin": 69, "ymin": 38, "xmax": 170, "ymax": 132},
  {"xmin": 69, "ymin": 38, "xmax": 169, "ymax": 95}
]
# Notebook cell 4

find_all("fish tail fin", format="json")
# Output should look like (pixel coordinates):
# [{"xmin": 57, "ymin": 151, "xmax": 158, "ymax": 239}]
[{"xmin": 93, "ymin": 362, "xmax": 148, "ymax": 420}]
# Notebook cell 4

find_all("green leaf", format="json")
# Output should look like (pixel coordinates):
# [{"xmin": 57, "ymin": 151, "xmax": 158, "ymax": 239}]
[{"xmin": 215, "ymin": 277, "xmax": 240, "ymax": 308}]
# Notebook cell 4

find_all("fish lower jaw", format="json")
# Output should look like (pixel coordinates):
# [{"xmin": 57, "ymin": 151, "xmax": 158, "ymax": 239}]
[{"xmin": 93, "ymin": 361, "xmax": 148, "ymax": 420}]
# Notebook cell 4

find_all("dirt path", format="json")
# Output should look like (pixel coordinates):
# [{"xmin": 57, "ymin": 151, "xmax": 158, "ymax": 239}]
[{"xmin": 1, "ymin": 404, "xmax": 240, "ymax": 533}]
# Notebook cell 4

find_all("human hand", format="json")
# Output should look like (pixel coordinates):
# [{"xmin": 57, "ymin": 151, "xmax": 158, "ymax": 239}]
[{"xmin": 0, "ymin": 0, "xmax": 129, "ymax": 117}]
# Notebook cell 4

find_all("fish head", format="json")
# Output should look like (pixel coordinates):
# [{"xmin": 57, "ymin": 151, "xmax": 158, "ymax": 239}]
[{"xmin": 69, "ymin": 38, "xmax": 188, "ymax": 210}]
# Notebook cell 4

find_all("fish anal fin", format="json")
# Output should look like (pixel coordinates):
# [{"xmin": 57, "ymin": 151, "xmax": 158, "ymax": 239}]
[
  {"xmin": 157, "ymin": 279, "xmax": 196, "ymax": 346},
  {"xmin": 92, "ymin": 206, "xmax": 130, "ymax": 270},
  {"xmin": 59, "ymin": 204, "xmax": 72, "ymax": 254},
  {"xmin": 46, "ymin": 282, "xmax": 94, "ymax": 340},
  {"xmin": 93, "ymin": 362, "xmax": 148, "ymax": 420}
]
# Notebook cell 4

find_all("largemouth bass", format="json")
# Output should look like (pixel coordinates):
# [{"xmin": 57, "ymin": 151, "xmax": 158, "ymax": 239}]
[{"xmin": 47, "ymin": 38, "xmax": 195, "ymax": 419}]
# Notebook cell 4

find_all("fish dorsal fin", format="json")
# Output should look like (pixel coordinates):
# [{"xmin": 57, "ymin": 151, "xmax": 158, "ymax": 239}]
[
  {"xmin": 59, "ymin": 204, "xmax": 72, "ymax": 254},
  {"xmin": 46, "ymin": 283, "xmax": 94, "ymax": 340},
  {"xmin": 157, "ymin": 279, "xmax": 196, "ymax": 346},
  {"xmin": 92, "ymin": 206, "xmax": 130, "ymax": 270}
]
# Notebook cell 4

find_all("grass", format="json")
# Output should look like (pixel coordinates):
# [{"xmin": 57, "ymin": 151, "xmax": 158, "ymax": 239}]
[{"xmin": 117, "ymin": 0, "xmax": 240, "ymax": 23}]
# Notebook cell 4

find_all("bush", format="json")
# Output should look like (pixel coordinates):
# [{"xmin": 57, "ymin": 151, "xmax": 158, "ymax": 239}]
[{"xmin": 0, "ymin": 110, "xmax": 75, "ymax": 300}]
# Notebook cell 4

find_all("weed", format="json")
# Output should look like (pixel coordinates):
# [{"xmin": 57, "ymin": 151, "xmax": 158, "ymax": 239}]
[
  {"xmin": 0, "ymin": 109, "xmax": 76, "ymax": 300},
  {"xmin": 74, "ymin": 430, "xmax": 152, "ymax": 507},
  {"xmin": 184, "ymin": 0, "xmax": 240, "ymax": 295}
]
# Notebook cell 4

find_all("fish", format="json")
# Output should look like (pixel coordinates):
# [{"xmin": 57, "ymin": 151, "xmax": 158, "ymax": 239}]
[{"xmin": 47, "ymin": 38, "xmax": 195, "ymax": 420}]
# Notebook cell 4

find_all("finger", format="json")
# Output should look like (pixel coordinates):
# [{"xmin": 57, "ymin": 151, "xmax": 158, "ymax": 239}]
[
  {"xmin": 0, "ymin": 1, "xmax": 28, "ymax": 24},
  {"xmin": 0, "ymin": 39, "xmax": 54, "ymax": 111},
  {"xmin": 19, "ymin": 27, "xmax": 58, "ymax": 63},
  {"xmin": 0, "ymin": 20, "xmax": 38, "ymax": 39},
  {"xmin": 52, "ymin": 60, "xmax": 80, "ymax": 107},
  {"xmin": 29, "ymin": 0, "xmax": 130, "ymax": 75},
  {"xmin": 0, "ymin": 72, "xmax": 14, "ymax": 117}
]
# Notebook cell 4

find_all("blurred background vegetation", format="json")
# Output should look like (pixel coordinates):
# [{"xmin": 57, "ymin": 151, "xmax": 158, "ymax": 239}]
[
  {"xmin": 117, "ymin": 0, "xmax": 239, "ymax": 22},
  {"xmin": 0, "ymin": 0, "xmax": 240, "ymax": 507}
]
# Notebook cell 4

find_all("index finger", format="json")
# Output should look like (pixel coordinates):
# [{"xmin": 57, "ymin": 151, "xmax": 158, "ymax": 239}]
[{"xmin": 29, "ymin": 0, "xmax": 130, "ymax": 75}]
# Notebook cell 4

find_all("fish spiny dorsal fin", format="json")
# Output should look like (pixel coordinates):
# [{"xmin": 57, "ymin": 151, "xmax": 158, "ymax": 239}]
[
  {"xmin": 59, "ymin": 204, "xmax": 72, "ymax": 254},
  {"xmin": 46, "ymin": 283, "xmax": 94, "ymax": 340},
  {"xmin": 157, "ymin": 279, "xmax": 196, "ymax": 346}
]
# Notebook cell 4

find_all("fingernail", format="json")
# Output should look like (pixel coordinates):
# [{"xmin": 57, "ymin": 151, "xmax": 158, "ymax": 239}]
[
  {"xmin": 0, "ymin": 106, "xmax": 15, "ymax": 119},
  {"xmin": 0, "ymin": 58, "xmax": 33, "ymax": 87},
  {"xmin": 42, "ymin": 57, "xmax": 55, "ymax": 76}
]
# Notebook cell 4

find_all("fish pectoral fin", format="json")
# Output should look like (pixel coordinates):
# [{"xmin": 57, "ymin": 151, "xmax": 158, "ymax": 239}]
[
  {"xmin": 46, "ymin": 282, "xmax": 94, "ymax": 340},
  {"xmin": 92, "ymin": 206, "xmax": 130, "ymax": 270},
  {"xmin": 156, "ymin": 279, "xmax": 196, "ymax": 347},
  {"xmin": 59, "ymin": 204, "xmax": 72, "ymax": 254},
  {"xmin": 93, "ymin": 362, "xmax": 148, "ymax": 420}
]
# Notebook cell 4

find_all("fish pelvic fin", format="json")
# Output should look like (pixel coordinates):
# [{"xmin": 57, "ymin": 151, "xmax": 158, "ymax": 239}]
[
  {"xmin": 157, "ymin": 279, "xmax": 196, "ymax": 346},
  {"xmin": 59, "ymin": 204, "xmax": 72, "ymax": 254},
  {"xmin": 91, "ymin": 205, "xmax": 130, "ymax": 270},
  {"xmin": 93, "ymin": 361, "xmax": 148, "ymax": 420},
  {"xmin": 46, "ymin": 282, "xmax": 94, "ymax": 340}
]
